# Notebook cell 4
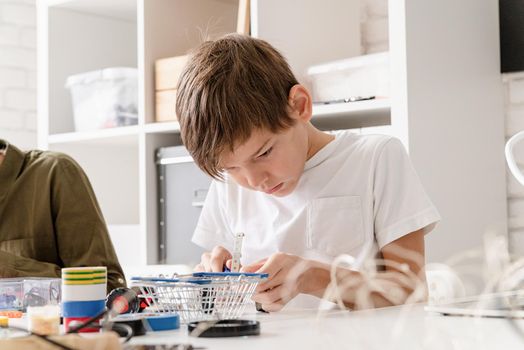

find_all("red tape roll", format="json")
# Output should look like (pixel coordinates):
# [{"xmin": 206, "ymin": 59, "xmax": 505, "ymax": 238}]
[{"xmin": 64, "ymin": 317, "xmax": 99, "ymax": 333}]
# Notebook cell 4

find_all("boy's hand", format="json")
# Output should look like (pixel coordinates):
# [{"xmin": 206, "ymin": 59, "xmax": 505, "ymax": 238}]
[
  {"xmin": 194, "ymin": 246, "xmax": 232, "ymax": 272},
  {"xmin": 241, "ymin": 252, "xmax": 311, "ymax": 312}
]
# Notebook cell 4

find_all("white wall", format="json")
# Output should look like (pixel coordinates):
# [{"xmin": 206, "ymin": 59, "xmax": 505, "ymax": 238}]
[
  {"xmin": 0, "ymin": 0, "xmax": 36, "ymax": 149},
  {"xmin": 504, "ymin": 76, "xmax": 524, "ymax": 256},
  {"xmin": 368, "ymin": 1, "xmax": 524, "ymax": 258}
]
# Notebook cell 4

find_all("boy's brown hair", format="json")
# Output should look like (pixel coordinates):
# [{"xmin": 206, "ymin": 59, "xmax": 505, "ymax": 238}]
[{"xmin": 176, "ymin": 34, "xmax": 298, "ymax": 179}]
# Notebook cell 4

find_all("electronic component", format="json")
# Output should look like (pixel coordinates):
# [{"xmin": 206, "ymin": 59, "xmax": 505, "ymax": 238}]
[{"xmin": 231, "ymin": 232, "xmax": 245, "ymax": 272}]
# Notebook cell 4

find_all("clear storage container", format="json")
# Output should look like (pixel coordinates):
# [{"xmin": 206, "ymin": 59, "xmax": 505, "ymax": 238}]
[
  {"xmin": 0, "ymin": 278, "xmax": 61, "ymax": 311},
  {"xmin": 307, "ymin": 52, "xmax": 390, "ymax": 103},
  {"xmin": 65, "ymin": 67, "xmax": 138, "ymax": 131}
]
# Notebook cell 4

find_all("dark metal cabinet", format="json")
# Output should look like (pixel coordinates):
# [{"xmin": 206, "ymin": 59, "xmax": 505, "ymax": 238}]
[{"xmin": 157, "ymin": 146, "xmax": 211, "ymax": 264}]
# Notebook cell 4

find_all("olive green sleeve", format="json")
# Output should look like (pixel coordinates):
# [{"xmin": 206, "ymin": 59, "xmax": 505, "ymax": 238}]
[
  {"xmin": 51, "ymin": 156, "xmax": 126, "ymax": 292},
  {"xmin": 0, "ymin": 251, "xmax": 61, "ymax": 278}
]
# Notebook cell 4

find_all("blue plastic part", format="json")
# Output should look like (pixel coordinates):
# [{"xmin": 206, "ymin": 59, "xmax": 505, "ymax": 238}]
[
  {"xmin": 130, "ymin": 272, "xmax": 269, "ymax": 284},
  {"xmin": 113, "ymin": 313, "xmax": 180, "ymax": 332},
  {"xmin": 193, "ymin": 272, "xmax": 269, "ymax": 278},
  {"xmin": 130, "ymin": 276, "xmax": 212, "ymax": 284},
  {"xmin": 143, "ymin": 313, "xmax": 180, "ymax": 331},
  {"xmin": 130, "ymin": 277, "xmax": 181, "ymax": 282}
]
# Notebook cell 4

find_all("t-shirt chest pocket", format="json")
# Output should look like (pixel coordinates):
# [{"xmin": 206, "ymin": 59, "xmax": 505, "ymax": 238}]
[{"xmin": 307, "ymin": 196, "xmax": 365, "ymax": 256}]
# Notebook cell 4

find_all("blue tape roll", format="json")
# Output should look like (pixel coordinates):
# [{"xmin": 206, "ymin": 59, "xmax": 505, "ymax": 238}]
[
  {"xmin": 62, "ymin": 300, "xmax": 106, "ymax": 317},
  {"xmin": 113, "ymin": 313, "xmax": 180, "ymax": 332},
  {"xmin": 143, "ymin": 313, "xmax": 180, "ymax": 331}
]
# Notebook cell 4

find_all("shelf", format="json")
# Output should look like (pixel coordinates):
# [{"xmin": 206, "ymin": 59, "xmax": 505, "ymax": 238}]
[
  {"xmin": 46, "ymin": 0, "xmax": 136, "ymax": 21},
  {"xmin": 312, "ymin": 98, "xmax": 391, "ymax": 130},
  {"xmin": 144, "ymin": 121, "xmax": 181, "ymax": 134},
  {"xmin": 313, "ymin": 98, "xmax": 390, "ymax": 117},
  {"xmin": 140, "ymin": 100, "xmax": 390, "ymax": 135},
  {"xmin": 47, "ymin": 125, "xmax": 139, "ymax": 145}
]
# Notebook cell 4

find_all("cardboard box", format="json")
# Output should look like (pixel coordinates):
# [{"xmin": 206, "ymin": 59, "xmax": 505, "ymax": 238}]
[
  {"xmin": 155, "ymin": 55, "xmax": 189, "ymax": 91},
  {"xmin": 154, "ymin": 1, "xmax": 251, "ymax": 122},
  {"xmin": 155, "ymin": 89, "xmax": 177, "ymax": 122}
]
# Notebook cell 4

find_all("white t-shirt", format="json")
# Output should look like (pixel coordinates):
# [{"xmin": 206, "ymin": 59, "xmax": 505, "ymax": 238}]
[{"xmin": 193, "ymin": 130, "xmax": 440, "ymax": 274}]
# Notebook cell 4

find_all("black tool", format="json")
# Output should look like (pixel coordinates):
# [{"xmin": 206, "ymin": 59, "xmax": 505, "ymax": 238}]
[
  {"xmin": 106, "ymin": 287, "xmax": 146, "ymax": 314},
  {"xmin": 188, "ymin": 319, "xmax": 260, "ymax": 338}
]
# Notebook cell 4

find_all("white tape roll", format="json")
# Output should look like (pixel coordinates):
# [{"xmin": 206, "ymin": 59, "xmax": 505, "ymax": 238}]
[{"xmin": 61, "ymin": 283, "xmax": 107, "ymax": 302}]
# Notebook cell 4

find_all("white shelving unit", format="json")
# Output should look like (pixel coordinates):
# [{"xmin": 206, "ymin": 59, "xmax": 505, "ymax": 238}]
[
  {"xmin": 47, "ymin": 126, "xmax": 140, "ymax": 144},
  {"xmin": 38, "ymin": 0, "xmax": 507, "ymax": 266},
  {"xmin": 37, "ymin": 0, "xmax": 238, "ymax": 267}
]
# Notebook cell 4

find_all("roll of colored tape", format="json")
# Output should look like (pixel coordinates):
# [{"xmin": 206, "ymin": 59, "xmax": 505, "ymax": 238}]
[
  {"xmin": 64, "ymin": 317, "xmax": 99, "ymax": 333},
  {"xmin": 110, "ymin": 313, "xmax": 180, "ymax": 332},
  {"xmin": 105, "ymin": 316, "xmax": 147, "ymax": 337},
  {"xmin": 62, "ymin": 266, "xmax": 107, "ymax": 274},
  {"xmin": 62, "ymin": 270, "xmax": 106, "ymax": 275},
  {"xmin": 143, "ymin": 313, "xmax": 180, "ymax": 331},
  {"xmin": 62, "ymin": 283, "xmax": 107, "ymax": 302},
  {"xmin": 62, "ymin": 300, "xmax": 105, "ymax": 318},
  {"xmin": 62, "ymin": 278, "xmax": 106, "ymax": 286},
  {"xmin": 62, "ymin": 267, "xmax": 107, "ymax": 286}
]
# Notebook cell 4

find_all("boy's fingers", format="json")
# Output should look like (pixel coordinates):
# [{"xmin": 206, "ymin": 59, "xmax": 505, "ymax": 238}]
[
  {"xmin": 194, "ymin": 263, "xmax": 205, "ymax": 272},
  {"xmin": 253, "ymin": 284, "xmax": 295, "ymax": 312},
  {"xmin": 261, "ymin": 302, "xmax": 285, "ymax": 313},
  {"xmin": 210, "ymin": 246, "xmax": 232, "ymax": 272},
  {"xmin": 240, "ymin": 263, "xmax": 261, "ymax": 273},
  {"xmin": 241, "ymin": 258, "xmax": 268, "ymax": 273},
  {"xmin": 252, "ymin": 285, "xmax": 283, "ymax": 305},
  {"xmin": 256, "ymin": 270, "xmax": 285, "ymax": 292},
  {"xmin": 200, "ymin": 252, "xmax": 212, "ymax": 272},
  {"xmin": 225, "ymin": 259, "xmax": 232, "ymax": 270},
  {"xmin": 255, "ymin": 254, "xmax": 284, "ymax": 277},
  {"xmin": 253, "ymin": 289, "xmax": 287, "ymax": 312},
  {"xmin": 210, "ymin": 256, "xmax": 226, "ymax": 272}
]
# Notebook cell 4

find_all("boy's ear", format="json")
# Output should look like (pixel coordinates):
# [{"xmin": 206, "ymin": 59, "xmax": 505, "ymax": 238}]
[{"xmin": 288, "ymin": 84, "xmax": 313, "ymax": 122}]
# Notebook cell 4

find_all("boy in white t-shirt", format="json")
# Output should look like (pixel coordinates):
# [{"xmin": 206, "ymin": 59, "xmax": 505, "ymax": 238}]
[{"xmin": 176, "ymin": 34, "xmax": 440, "ymax": 311}]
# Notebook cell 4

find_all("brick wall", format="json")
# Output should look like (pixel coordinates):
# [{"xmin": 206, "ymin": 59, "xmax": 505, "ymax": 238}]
[
  {"xmin": 0, "ymin": 0, "xmax": 36, "ymax": 150},
  {"xmin": 361, "ymin": 0, "xmax": 389, "ymax": 54}
]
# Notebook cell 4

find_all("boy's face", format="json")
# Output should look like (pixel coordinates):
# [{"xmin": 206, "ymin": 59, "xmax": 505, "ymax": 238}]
[{"xmin": 220, "ymin": 123, "xmax": 309, "ymax": 197}]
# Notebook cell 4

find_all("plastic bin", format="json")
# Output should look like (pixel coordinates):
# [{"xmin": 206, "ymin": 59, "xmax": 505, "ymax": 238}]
[
  {"xmin": 0, "ymin": 278, "xmax": 61, "ymax": 311},
  {"xmin": 307, "ymin": 52, "xmax": 390, "ymax": 103},
  {"xmin": 65, "ymin": 67, "xmax": 138, "ymax": 131}
]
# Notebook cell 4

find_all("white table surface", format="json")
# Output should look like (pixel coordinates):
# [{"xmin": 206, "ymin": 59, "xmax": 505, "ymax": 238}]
[{"xmin": 127, "ymin": 304, "xmax": 524, "ymax": 350}]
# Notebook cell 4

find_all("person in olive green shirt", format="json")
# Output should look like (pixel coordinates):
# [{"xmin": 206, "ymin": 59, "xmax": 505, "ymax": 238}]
[{"xmin": 0, "ymin": 139, "xmax": 125, "ymax": 292}]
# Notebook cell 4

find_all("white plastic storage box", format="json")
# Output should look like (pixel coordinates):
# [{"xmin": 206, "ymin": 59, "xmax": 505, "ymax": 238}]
[
  {"xmin": 65, "ymin": 67, "xmax": 138, "ymax": 131},
  {"xmin": 307, "ymin": 52, "xmax": 390, "ymax": 103}
]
